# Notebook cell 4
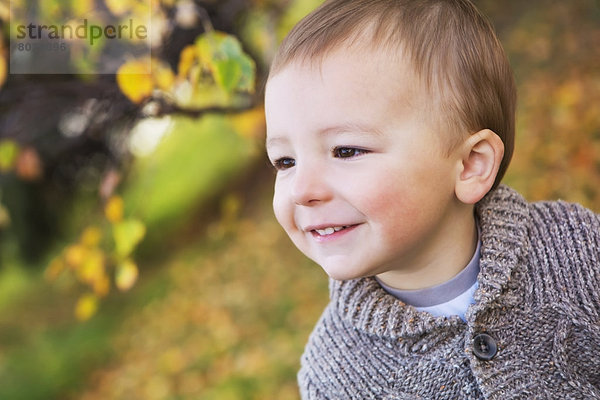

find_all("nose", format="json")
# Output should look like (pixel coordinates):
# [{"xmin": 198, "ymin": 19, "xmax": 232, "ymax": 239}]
[{"xmin": 291, "ymin": 161, "xmax": 332, "ymax": 206}]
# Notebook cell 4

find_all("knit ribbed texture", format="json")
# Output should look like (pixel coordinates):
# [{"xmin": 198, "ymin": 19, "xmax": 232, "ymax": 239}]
[{"xmin": 298, "ymin": 185, "xmax": 600, "ymax": 399}]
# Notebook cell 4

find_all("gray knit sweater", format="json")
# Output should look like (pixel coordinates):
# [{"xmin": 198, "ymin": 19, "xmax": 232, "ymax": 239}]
[{"xmin": 298, "ymin": 185, "xmax": 600, "ymax": 399}]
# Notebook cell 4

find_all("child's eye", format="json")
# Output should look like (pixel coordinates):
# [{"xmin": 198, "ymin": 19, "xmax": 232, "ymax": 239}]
[
  {"xmin": 333, "ymin": 147, "xmax": 369, "ymax": 159},
  {"xmin": 272, "ymin": 157, "xmax": 296, "ymax": 171}
]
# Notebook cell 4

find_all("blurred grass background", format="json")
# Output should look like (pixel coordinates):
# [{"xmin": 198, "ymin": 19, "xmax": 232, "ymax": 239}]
[{"xmin": 0, "ymin": 0, "xmax": 599, "ymax": 399}]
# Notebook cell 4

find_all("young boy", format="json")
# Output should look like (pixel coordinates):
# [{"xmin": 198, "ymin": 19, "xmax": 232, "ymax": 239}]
[{"xmin": 265, "ymin": 0, "xmax": 600, "ymax": 398}]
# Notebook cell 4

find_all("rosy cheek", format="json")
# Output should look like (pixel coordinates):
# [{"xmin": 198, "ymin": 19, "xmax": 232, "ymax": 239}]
[
  {"xmin": 273, "ymin": 204, "xmax": 288, "ymax": 231},
  {"xmin": 273, "ymin": 197, "xmax": 300, "ymax": 242},
  {"xmin": 272, "ymin": 188, "xmax": 289, "ymax": 227},
  {"xmin": 363, "ymin": 184, "xmax": 420, "ymax": 234}
]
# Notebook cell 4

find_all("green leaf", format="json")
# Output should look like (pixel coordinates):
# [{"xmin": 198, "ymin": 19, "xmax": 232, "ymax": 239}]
[
  {"xmin": 218, "ymin": 35, "xmax": 244, "ymax": 59},
  {"xmin": 0, "ymin": 140, "xmax": 20, "ymax": 172},
  {"xmin": 112, "ymin": 219, "xmax": 146, "ymax": 258},
  {"xmin": 237, "ymin": 54, "xmax": 256, "ymax": 93},
  {"xmin": 213, "ymin": 59, "xmax": 242, "ymax": 92},
  {"xmin": 194, "ymin": 31, "xmax": 255, "ymax": 93},
  {"xmin": 195, "ymin": 32, "xmax": 216, "ymax": 67}
]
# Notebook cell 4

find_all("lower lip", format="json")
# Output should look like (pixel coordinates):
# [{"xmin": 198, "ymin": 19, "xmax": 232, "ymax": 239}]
[{"xmin": 310, "ymin": 224, "xmax": 359, "ymax": 242}]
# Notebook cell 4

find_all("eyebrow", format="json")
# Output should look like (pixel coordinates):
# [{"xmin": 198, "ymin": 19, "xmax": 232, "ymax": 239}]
[
  {"xmin": 266, "ymin": 121, "xmax": 383, "ymax": 149},
  {"xmin": 317, "ymin": 122, "xmax": 384, "ymax": 136},
  {"xmin": 265, "ymin": 135, "xmax": 286, "ymax": 150}
]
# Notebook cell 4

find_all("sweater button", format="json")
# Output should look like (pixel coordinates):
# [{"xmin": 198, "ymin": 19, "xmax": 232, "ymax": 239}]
[{"xmin": 473, "ymin": 333, "xmax": 497, "ymax": 361}]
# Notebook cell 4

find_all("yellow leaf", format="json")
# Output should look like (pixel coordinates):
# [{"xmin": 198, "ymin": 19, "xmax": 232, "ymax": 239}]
[
  {"xmin": 177, "ymin": 44, "xmax": 197, "ymax": 79},
  {"xmin": 75, "ymin": 294, "xmax": 98, "ymax": 321},
  {"xmin": 105, "ymin": 0, "xmax": 131, "ymax": 16},
  {"xmin": 153, "ymin": 60, "xmax": 175, "ymax": 91},
  {"xmin": 71, "ymin": 0, "xmax": 94, "ymax": 18},
  {"xmin": 105, "ymin": 195, "xmax": 124, "ymax": 223},
  {"xmin": 65, "ymin": 244, "xmax": 87, "ymax": 268},
  {"xmin": 115, "ymin": 259, "xmax": 139, "ymax": 291},
  {"xmin": 80, "ymin": 225, "xmax": 103, "ymax": 247},
  {"xmin": 45, "ymin": 257, "xmax": 65, "ymax": 281},
  {"xmin": 93, "ymin": 273, "xmax": 111, "ymax": 297},
  {"xmin": 76, "ymin": 248, "xmax": 105, "ymax": 285},
  {"xmin": 117, "ymin": 59, "xmax": 153, "ymax": 104}
]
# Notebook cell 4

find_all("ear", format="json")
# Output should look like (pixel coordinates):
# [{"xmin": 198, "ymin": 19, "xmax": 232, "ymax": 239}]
[{"xmin": 455, "ymin": 129, "xmax": 504, "ymax": 204}]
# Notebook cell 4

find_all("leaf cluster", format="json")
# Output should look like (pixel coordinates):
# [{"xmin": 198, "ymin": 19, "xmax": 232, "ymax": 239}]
[{"xmin": 45, "ymin": 195, "xmax": 146, "ymax": 320}]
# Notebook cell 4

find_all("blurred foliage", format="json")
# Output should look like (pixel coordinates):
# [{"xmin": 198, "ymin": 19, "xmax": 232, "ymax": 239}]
[
  {"xmin": 0, "ymin": 0, "xmax": 262, "ymax": 317},
  {"xmin": 0, "ymin": 0, "xmax": 269, "ymax": 269},
  {"xmin": 122, "ymin": 114, "xmax": 261, "ymax": 241},
  {"xmin": 473, "ymin": 0, "xmax": 600, "ymax": 208},
  {"xmin": 0, "ymin": 0, "xmax": 598, "ymax": 399},
  {"xmin": 74, "ymin": 189, "xmax": 328, "ymax": 400},
  {"xmin": 45, "ymin": 195, "xmax": 146, "ymax": 321}
]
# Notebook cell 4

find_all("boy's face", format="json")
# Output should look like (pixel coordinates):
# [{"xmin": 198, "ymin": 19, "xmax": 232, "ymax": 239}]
[{"xmin": 265, "ymin": 49, "xmax": 467, "ymax": 284}]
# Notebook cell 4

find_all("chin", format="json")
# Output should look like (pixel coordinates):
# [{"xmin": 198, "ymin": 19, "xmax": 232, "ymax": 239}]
[{"xmin": 320, "ymin": 262, "xmax": 370, "ymax": 281}]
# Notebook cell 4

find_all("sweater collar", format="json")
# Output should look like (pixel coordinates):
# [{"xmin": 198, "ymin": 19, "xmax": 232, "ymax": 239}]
[{"xmin": 329, "ymin": 185, "xmax": 531, "ymax": 339}]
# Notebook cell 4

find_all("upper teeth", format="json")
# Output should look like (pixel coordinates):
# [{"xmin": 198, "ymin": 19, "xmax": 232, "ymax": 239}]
[{"xmin": 315, "ymin": 226, "xmax": 346, "ymax": 235}]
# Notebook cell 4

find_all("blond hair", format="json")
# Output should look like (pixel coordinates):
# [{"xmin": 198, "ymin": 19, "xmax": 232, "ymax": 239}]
[{"xmin": 270, "ymin": 0, "xmax": 516, "ymax": 189}]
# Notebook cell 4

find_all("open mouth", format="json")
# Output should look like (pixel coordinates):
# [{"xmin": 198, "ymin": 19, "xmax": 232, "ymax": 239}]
[{"xmin": 312, "ymin": 225, "xmax": 353, "ymax": 236}]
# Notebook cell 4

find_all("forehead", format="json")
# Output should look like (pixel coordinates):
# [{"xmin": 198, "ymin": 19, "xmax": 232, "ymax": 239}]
[
  {"xmin": 265, "ymin": 47, "xmax": 422, "ymax": 137},
  {"xmin": 270, "ymin": 38, "xmax": 415, "ymax": 89}
]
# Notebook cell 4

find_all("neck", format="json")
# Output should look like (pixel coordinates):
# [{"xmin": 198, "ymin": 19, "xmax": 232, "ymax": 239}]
[{"xmin": 376, "ymin": 206, "xmax": 478, "ymax": 290}]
